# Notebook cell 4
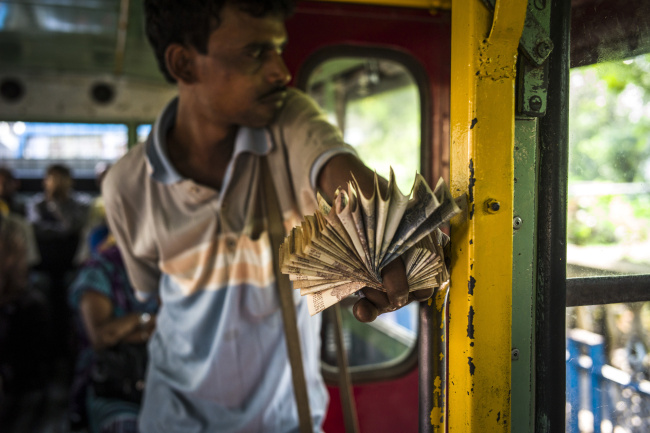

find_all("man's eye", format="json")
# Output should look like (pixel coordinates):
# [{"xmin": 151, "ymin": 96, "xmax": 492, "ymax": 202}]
[{"xmin": 247, "ymin": 48, "xmax": 263, "ymax": 59}]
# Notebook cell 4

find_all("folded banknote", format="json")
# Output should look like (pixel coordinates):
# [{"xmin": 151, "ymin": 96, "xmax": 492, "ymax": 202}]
[{"xmin": 280, "ymin": 168, "xmax": 460, "ymax": 315}]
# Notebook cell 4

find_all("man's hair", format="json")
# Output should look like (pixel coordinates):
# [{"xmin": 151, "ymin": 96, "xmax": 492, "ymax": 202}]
[
  {"xmin": 46, "ymin": 164, "xmax": 72, "ymax": 178},
  {"xmin": 144, "ymin": 0, "xmax": 297, "ymax": 83}
]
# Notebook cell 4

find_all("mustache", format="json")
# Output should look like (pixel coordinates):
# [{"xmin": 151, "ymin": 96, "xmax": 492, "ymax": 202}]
[{"xmin": 260, "ymin": 85, "xmax": 288, "ymax": 99}]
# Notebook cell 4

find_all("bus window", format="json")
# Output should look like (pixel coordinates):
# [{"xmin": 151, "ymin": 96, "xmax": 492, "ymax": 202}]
[
  {"xmin": 566, "ymin": 53, "xmax": 650, "ymax": 432},
  {"xmin": 137, "ymin": 124, "xmax": 152, "ymax": 143},
  {"xmin": 0, "ymin": 121, "xmax": 128, "ymax": 180},
  {"xmin": 302, "ymin": 55, "xmax": 423, "ymax": 375},
  {"xmin": 567, "ymin": 54, "xmax": 650, "ymax": 278}
]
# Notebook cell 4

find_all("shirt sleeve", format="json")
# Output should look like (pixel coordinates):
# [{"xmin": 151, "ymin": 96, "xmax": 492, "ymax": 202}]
[
  {"xmin": 102, "ymin": 151, "xmax": 161, "ymax": 299},
  {"xmin": 270, "ymin": 88, "xmax": 357, "ymax": 214}
]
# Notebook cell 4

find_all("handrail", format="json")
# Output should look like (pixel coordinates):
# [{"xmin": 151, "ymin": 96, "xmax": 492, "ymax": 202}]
[{"xmin": 566, "ymin": 274, "xmax": 650, "ymax": 307}]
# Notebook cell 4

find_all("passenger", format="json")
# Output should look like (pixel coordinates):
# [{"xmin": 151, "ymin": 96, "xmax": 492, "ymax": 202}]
[
  {"xmin": 68, "ymin": 237, "xmax": 159, "ymax": 433},
  {"xmin": 27, "ymin": 163, "xmax": 89, "ymax": 362},
  {"xmin": 76, "ymin": 162, "xmax": 112, "ymax": 263},
  {"xmin": 0, "ymin": 212, "xmax": 52, "ymax": 431},
  {"xmin": 0, "ymin": 194, "xmax": 40, "ymax": 270},
  {"xmin": 0, "ymin": 166, "xmax": 26, "ymax": 217},
  {"xmin": 27, "ymin": 163, "xmax": 88, "ymax": 243},
  {"xmin": 102, "ymin": 1, "xmax": 432, "ymax": 432}
]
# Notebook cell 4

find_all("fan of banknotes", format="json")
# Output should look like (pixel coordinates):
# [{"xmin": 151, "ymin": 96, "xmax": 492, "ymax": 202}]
[{"xmin": 279, "ymin": 169, "xmax": 461, "ymax": 315}]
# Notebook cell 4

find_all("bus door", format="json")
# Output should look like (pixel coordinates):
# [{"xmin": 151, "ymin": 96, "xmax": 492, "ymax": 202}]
[{"xmin": 284, "ymin": 2, "xmax": 451, "ymax": 432}]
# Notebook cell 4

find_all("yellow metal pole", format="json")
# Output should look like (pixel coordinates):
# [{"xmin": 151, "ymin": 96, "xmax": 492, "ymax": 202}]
[{"xmin": 448, "ymin": 0, "xmax": 526, "ymax": 432}]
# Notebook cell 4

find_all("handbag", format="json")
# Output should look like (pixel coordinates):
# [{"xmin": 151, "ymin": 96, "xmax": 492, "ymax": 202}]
[{"xmin": 90, "ymin": 342, "xmax": 148, "ymax": 404}]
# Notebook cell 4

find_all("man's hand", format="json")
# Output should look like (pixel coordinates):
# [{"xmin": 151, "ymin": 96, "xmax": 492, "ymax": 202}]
[{"xmin": 352, "ymin": 257, "xmax": 435, "ymax": 322}]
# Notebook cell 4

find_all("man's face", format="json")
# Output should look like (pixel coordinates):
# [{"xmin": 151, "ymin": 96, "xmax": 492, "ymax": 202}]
[
  {"xmin": 190, "ymin": 4, "xmax": 292, "ymax": 128},
  {"xmin": 44, "ymin": 172, "xmax": 71, "ymax": 198}
]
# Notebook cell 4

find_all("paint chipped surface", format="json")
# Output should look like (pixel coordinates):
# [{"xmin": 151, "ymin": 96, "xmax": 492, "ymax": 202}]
[
  {"xmin": 468, "ymin": 357, "xmax": 475, "ymax": 375},
  {"xmin": 430, "ymin": 375, "xmax": 444, "ymax": 429},
  {"xmin": 468, "ymin": 276, "xmax": 476, "ymax": 295},
  {"xmin": 467, "ymin": 306, "xmax": 475, "ymax": 339},
  {"xmin": 468, "ymin": 159, "xmax": 476, "ymax": 219},
  {"xmin": 477, "ymin": 40, "xmax": 518, "ymax": 82},
  {"xmin": 468, "ymin": 159, "xmax": 476, "ymax": 204}
]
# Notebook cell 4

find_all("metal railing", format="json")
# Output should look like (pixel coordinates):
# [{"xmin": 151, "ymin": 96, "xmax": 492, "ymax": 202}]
[{"xmin": 566, "ymin": 328, "xmax": 650, "ymax": 433}]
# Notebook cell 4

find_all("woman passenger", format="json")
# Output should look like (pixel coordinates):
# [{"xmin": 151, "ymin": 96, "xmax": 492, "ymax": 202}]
[{"xmin": 68, "ymin": 235, "xmax": 158, "ymax": 433}]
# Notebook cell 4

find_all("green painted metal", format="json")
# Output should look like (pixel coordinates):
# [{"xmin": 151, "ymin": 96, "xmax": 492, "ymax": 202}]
[
  {"xmin": 517, "ymin": 0, "xmax": 552, "ymax": 117},
  {"xmin": 511, "ymin": 117, "xmax": 538, "ymax": 433}
]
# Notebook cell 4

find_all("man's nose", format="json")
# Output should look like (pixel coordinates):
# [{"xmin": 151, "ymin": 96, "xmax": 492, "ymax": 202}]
[{"xmin": 267, "ymin": 51, "xmax": 292, "ymax": 86}]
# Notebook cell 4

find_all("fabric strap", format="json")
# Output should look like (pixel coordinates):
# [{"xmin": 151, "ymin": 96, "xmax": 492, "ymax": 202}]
[
  {"xmin": 261, "ymin": 156, "xmax": 360, "ymax": 433},
  {"xmin": 329, "ymin": 304, "xmax": 360, "ymax": 433},
  {"xmin": 261, "ymin": 157, "xmax": 314, "ymax": 433}
]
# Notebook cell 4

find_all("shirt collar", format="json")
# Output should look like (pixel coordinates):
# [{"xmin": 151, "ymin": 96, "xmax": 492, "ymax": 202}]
[{"xmin": 145, "ymin": 97, "xmax": 274, "ymax": 185}]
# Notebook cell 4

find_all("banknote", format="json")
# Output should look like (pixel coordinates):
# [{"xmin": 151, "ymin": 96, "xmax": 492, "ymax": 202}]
[{"xmin": 279, "ymin": 168, "xmax": 461, "ymax": 315}]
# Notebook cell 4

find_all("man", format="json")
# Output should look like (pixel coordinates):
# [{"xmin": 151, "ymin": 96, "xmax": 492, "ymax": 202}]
[
  {"xmin": 103, "ymin": 1, "xmax": 435, "ymax": 431},
  {"xmin": 27, "ymin": 164, "xmax": 87, "ymax": 241},
  {"xmin": 28, "ymin": 163, "xmax": 88, "ymax": 361}
]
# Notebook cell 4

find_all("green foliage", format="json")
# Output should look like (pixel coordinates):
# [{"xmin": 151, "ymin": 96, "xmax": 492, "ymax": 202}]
[
  {"xmin": 567, "ymin": 195, "xmax": 646, "ymax": 246},
  {"xmin": 568, "ymin": 54, "xmax": 650, "ymax": 246},
  {"xmin": 344, "ymin": 85, "xmax": 421, "ymax": 193},
  {"xmin": 569, "ymin": 56, "xmax": 650, "ymax": 183}
]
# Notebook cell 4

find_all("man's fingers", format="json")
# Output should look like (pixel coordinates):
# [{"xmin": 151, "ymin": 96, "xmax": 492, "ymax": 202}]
[
  {"xmin": 353, "ymin": 297, "xmax": 378, "ymax": 323},
  {"xmin": 410, "ymin": 286, "xmax": 435, "ymax": 302},
  {"xmin": 381, "ymin": 258, "xmax": 409, "ymax": 308}
]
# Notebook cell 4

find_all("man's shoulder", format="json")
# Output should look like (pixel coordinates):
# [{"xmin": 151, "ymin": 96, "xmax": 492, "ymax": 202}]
[
  {"xmin": 281, "ymin": 87, "xmax": 317, "ymax": 115},
  {"xmin": 103, "ymin": 142, "xmax": 148, "ymax": 201}
]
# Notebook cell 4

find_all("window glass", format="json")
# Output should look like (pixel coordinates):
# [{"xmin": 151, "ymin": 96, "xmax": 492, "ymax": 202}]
[
  {"xmin": 137, "ymin": 124, "xmax": 152, "ymax": 143},
  {"xmin": 305, "ymin": 56, "xmax": 422, "ymax": 371},
  {"xmin": 567, "ymin": 52, "xmax": 650, "ymax": 433},
  {"xmin": 567, "ymin": 54, "xmax": 650, "ymax": 278},
  {"xmin": 567, "ymin": 302, "xmax": 650, "ymax": 433},
  {"xmin": 0, "ymin": 121, "xmax": 128, "ymax": 178},
  {"xmin": 0, "ymin": 1, "xmax": 118, "ymax": 35}
]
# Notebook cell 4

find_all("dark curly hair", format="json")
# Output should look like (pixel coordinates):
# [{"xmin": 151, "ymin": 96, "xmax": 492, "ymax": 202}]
[{"xmin": 144, "ymin": 0, "xmax": 296, "ymax": 83}]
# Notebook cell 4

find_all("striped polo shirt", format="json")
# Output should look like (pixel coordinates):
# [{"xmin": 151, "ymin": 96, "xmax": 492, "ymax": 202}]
[{"xmin": 103, "ymin": 88, "xmax": 356, "ymax": 433}]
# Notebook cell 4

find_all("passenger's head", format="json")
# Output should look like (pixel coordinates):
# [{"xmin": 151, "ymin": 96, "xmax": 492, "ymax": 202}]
[
  {"xmin": 43, "ymin": 164, "xmax": 73, "ymax": 201},
  {"xmin": 145, "ymin": 0, "xmax": 296, "ymax": 83},
  {"xmin": 0, "ymin": 166, "xmax": 19, "ymax": 201}
]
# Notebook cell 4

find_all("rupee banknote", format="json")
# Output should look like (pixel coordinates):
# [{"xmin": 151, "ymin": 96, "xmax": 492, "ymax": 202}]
[{"xmin": 280, "ymin": 168, "xmax": 460, "ymax": 315}]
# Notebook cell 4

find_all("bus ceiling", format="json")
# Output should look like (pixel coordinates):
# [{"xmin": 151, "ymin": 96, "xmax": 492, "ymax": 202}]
[{"xmin": 0, "ymin": 0, "xmax": 648, "ymax": 92}]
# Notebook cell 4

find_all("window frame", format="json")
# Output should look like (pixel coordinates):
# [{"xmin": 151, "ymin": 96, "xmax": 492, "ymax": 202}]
[{"xmin": 296, "ymin": 44, "xmax": 433, "ymax": 383}]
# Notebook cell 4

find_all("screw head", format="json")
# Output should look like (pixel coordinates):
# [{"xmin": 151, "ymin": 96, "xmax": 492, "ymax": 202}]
[
  {"xmin": 536, "ymin": 41, "xmax": 551, "ymax": 59},
  {"xmin": 512, "ymin": 348, "xmax": 520, "ymax": 361},
  {"xmin": 485, "ymin": 199, "xmax": 500, "ymax": 213},
  {"xmin": 513, "ymin": 217, "xmax": 523, "ymax": 229},
  {"xmin": 529, "ymin": 95, "xmax": 543, "ymax": 112}
]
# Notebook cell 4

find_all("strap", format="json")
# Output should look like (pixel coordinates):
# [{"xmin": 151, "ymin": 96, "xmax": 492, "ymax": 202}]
[
  {"xmin": 261, "ymin": 158, "xmax": 314, "ymax": 433},
  {"xmin": 329, "ymin": 304, "xmax": 360, "ymax": 433}
]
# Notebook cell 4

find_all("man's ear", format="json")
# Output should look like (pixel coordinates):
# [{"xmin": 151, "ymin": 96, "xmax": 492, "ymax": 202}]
[{"xmin": 165, "ymin": 44, "xmax": 197, "ymax": 84}]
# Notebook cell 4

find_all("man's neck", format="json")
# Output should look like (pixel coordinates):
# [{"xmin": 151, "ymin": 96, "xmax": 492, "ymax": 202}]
[{"xmin": 166, "ymin": 101, "xmax": 237, "ymax": 191}]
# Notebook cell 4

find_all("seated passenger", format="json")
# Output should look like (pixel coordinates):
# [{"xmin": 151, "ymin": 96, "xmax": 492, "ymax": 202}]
[
  {"xmin": 68, "ymin": 237, "xmax": 159, "ymax": 433},
  {"xmin": 27, "ymin": 163, "xmax": 89, "ymax": 361},
  {"xmin": 0, "ymin": 197, "xmax": 40, "ymax": 269},
  {"xmin": 0, "ymin": 212, "xmax": 51, "ymax": 430}
]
